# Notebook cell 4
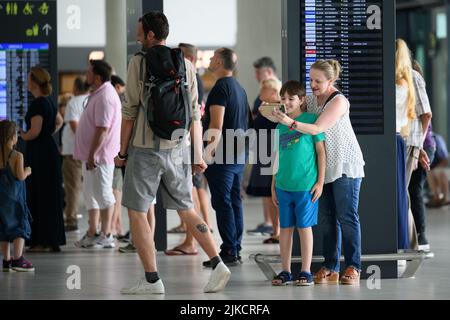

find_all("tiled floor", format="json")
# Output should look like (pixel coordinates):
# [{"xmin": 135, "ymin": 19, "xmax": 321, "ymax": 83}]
[{"xmin": 1, "ymin": 197, "xmax": 450, "ymax": 300}]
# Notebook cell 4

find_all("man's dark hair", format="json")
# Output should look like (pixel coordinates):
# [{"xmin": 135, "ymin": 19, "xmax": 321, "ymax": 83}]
[
  {"xmin": 253, "ymin": 57, "xmax": 277, "ymax": 73},
  {"xmin": 179, "ymin": 43, "xmax": 198, "ymax": 58},
  {"xmin": 89, "ymin": 60, "xmax": 112, "ymax": 83},
  {"xmin": 111, "ymin": 75, "xmax": 125, "ymax": 87},
  {"xmin": 217, "ymin": 48, "xmax": 237, "ymax": 72},
  {"xmin": 280, "ymin": 80, "xmax": 307, "ymax": 112},
  {"xmin": 412, "ymin": 60, "xmax": 424, "ymax": 78},
  {"xmin": 139, "ymin": 11, "xmax": 169, "ymax": 40},
  {"xmin": 73, "ymin": 75, "xmax": 90, "ymax": 93}
]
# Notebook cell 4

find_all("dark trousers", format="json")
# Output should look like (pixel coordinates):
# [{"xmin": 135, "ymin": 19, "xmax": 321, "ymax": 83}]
[
  {"xmin": 397, "ymin": 134, "xmax": 409, "ymax": 250},
  {"xmin": 409, "ymin": 147, "xmax": 435, "ymax": 235},
  {"xmin": 205, "ymin": 164, "xmax": 245, "ymax": 257}
]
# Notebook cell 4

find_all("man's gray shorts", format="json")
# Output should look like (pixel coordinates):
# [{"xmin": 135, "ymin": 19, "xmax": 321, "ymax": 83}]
[{"xmin": 122, "ymin": 145, "xmax": 194, "ymax": 213}]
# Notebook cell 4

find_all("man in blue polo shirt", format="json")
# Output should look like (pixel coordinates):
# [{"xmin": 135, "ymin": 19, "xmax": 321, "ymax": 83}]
[{"xmin": 203, "ymin": 48, "xmax": 249, "ymax": 267}]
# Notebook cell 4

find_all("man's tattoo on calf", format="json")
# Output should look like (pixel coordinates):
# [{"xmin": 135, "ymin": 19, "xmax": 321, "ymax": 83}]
[{"xmin": 196, "ymin": 224, "xmax": 209, "ymax": 233}]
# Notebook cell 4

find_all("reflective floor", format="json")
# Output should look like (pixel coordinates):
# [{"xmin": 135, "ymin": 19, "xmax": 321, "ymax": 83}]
[{"xmin": 1, "ymin": 197, "xmax": 450, "ymax": 300}]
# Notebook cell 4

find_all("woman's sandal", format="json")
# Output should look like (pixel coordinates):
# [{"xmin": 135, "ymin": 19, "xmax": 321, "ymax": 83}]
[
  {"xmin": 314, "ymin": 267, "xmax": 339, "ymax": 284},
  {"xmin": 340, "ymin": 266, "xmax": 360, "ymax": 285},
  {"xmin": 272, "ymin": 271, "xmax": 293, "ymax": 286},
  {"xmin": 167, "ymin": 226, "xmax": 187, "ymax": 234},
  {"xmin": 263, "ymin": 236, "xmax": 280, "ymax": 244},
  {"xmin": 295, "ymin": 271, "xmax": 314, "ymax": 286}
]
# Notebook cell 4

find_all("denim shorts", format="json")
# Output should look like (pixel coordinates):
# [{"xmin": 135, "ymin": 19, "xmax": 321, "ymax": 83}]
[{"xmin": 276, "ymin": 188, "xmax": 318, "ymax": 228}]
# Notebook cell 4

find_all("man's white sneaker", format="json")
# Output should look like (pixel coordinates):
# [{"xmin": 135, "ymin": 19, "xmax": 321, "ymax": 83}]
[
  {"xmin": 204, "ymin": 262, "xmax": 231, "ymax": 293},
  {"xmin": 418, "ymin": 244, "xmax": 430, "ymax": 252},
  {"xmin": 121, "ymin": 279, "xmax": 165, "ymax": 295},
  {"xmin": 74, "ymin": 233, "xmax": 100, "ymax": 248},
  {"xmin": 93, "ymin": 234, "xmax": 116, "ymax": 249}
]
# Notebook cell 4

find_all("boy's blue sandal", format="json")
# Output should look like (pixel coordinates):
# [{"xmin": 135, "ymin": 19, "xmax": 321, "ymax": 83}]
[
  {"xmin": 272, "ymin": 271, "xmax": 293, "ymax": 286},
  {"xmin": 296, "ymin": 272, "xmax": 314, "ymax": 286}
]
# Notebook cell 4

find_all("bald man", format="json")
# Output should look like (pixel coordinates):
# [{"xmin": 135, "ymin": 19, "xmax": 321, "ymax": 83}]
[{"xmin": 202, "ymin": 48, "xmax": 250, "ymax": 267}]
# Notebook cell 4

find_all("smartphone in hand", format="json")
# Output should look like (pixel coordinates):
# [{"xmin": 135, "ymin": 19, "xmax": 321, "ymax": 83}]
[{"xmin": 259, "ymin": 103, "xmax": 286, "ymax": 122}]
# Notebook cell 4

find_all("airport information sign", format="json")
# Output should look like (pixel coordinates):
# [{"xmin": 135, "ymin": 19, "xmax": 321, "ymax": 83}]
[
  {"xmin": 301, "ymin": 0, "xmax": 383, "ymax": 134},
  {"xmin": 0, "ymin": 1, "xmax": 56, "ymax": 128}
]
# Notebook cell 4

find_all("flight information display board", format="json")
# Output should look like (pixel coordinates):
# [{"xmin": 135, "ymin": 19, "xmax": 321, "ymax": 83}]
[
  {"xmin": 301, "ymin": 0, "xmax": 383, "ymax": 134},
  {"xmin": 0, "ymin": 43, "xmax": 50, "ymax": 126},
  {"xmin": 0, "ymin": 1, "xmax": 57, "ymax": 127}
]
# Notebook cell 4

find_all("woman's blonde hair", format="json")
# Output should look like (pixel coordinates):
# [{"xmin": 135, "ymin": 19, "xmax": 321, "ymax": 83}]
[
  {"xmin": 260, "ymin": 78, "xmax": 282, "ymax": 101},
  {"xmin": 30, "ymin": 67, "xmax": 52, "ymax": 96},
  {"xmin": 58, "ymin": 93, "xmax": 73, "ymax": 108},
  {"xmin": 260, "ymin": 78, "xmax": 282, "ymax": 92},
  {"xmin": 311, "ymin": 59, "xmax": 342, "ymax": 82},
  {"xmin": 396, "ymin": 39, "xmax": 416, "ymax": 120}
]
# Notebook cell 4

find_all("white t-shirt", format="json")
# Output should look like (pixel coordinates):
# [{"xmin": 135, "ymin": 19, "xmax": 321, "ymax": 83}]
[
  {"xmin": 62, "ymin": 94, "xmax": 88, "ymax": 156},
  {"xmin": 396, "ymin": 85, "xmax": 408, "ymax": 133}
]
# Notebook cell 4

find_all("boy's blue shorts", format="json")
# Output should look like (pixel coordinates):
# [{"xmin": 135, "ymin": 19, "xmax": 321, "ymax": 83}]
[{"xmin": 276, "ymin": 188, "xmax": 318, "ymax": 229}]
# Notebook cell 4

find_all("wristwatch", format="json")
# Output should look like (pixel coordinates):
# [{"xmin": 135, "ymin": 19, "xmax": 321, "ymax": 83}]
[{"xmin": 117, "ymin": 152, "xmax": 128, "ymax": 161}]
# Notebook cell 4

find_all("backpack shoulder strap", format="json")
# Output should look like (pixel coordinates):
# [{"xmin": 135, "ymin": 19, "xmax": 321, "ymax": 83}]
[
  {"xmin": 135, "ymin": 51, "xmax": 146, "ymax": 83},
  {"xmin": 134, "ymin": 51, "xmax": 149, "ymax": 146},
  {"xmin": 178, "ymin": 54, "xmax": 192, "ymax": 139}
]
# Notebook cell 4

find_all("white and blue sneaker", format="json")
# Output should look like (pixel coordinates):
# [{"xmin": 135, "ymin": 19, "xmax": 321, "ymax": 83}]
[
  {"xmin": 93, "ymin": 234, "xmax": 116, "ymax": 249},
  {"xmin": 75, "ymin": 233, "xmax": 100, "ymax": 248}
]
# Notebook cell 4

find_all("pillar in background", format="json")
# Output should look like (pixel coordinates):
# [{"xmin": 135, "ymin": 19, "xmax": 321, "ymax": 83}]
[
  {"xmin": 236, "ymin": 0, "xmax": 282, "ymax": 104},
  {"xmin": 105, "ymin": 0, "xmax": 127, "ymax": 80}
]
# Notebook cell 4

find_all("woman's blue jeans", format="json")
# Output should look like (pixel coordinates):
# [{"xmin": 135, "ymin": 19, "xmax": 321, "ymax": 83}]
[{"xmin": 319, "ymin": 175, "xmax": 362, "ymax": 272}]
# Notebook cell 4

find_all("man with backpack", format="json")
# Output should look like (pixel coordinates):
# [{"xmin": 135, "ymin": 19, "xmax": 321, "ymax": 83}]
[{"xmin": 115, "ymin": 11, "xmax": 231, "ymax": 295}]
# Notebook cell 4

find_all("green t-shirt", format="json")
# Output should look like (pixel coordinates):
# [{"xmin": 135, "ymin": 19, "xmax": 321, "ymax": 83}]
[{"xmin": 275, "ymin": 113, "xmax": 325, "ymax": 192}]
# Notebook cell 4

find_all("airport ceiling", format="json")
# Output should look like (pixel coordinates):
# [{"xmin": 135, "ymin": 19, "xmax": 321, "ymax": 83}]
[{"xmin": 397, "ymin": 0, "xmax": 446, "ymax": 10}]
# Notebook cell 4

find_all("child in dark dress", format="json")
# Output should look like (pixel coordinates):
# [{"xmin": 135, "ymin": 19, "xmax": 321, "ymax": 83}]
[{"xmin": 0, "ymin": 121, "xmax": 34, "ymax": 272}]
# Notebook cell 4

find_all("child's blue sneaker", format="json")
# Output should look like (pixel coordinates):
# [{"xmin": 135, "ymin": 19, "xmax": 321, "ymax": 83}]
[
  {"xmin": 272, "ymin": 271, "xmax": 293, "ymax": 286},
  {"xmin": 295, "ymin": 271, "xmax": 314, "ymax": 286}
]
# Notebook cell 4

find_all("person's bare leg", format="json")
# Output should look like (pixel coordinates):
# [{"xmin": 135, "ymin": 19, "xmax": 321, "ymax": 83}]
[
  {"xmin": 88, "ymin": 209, "xmax": 100, "ymax": 237},
  {"xmin": 264, "ymin": 197, "xmax": 280, "ymax": 238},
  {"xmin": 166, "ymin": 194, "xmax": 198, "ymax": 253},
  {"xmin": 298, "ymin": 228, "xmax": 313, "ymax": 273},
  {"xmin": 279, "ymin": 228, "xmax": 294, "ymax": 272},
  {"xmin": 100, "ymin": 205, "xmax": 115, "ymax": 236},
  {"xmin": 183, "ymin": 189, "xmax": 200, "ymax": 247},
  {"xmin": 1, "ymin": 242, "xmax": 10, "ymax": 262},
  {"xmin": 112, "ymin": 189, "xmax": 124, "ymax": 235},
  {"xmin": 12, "ymin": 238, "xmax": 25, "ymax": 260},
  {"xmin": 178, "ymin": 209, "xmax": 218, "ymax": 258},
  {"xmin": 147, "ymin": 204, "xmax": 155, "ymax": 236},
  {"xmin": 129, "ymin": 209, "xmax": 157, "ymax": 272},
  {"xmin": 169, "ymin": 218, "xmax": 187, "ymax": 233},
  {"xmin": 197, "ymin": 187, "xmax": 212, "ymax": 228},
  {"xmin": 262, "ymin": 198, "xmax": 272, "ymax": 226},
  {"xmin": 272, "ymin": 228, "xmax": 293, "ymax": 285}
]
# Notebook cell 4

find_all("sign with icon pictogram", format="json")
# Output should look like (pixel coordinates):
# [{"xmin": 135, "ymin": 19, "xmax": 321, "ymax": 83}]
[{"xmin": 0, "ymin": 0, "xmax": 57, "ymax": 128}]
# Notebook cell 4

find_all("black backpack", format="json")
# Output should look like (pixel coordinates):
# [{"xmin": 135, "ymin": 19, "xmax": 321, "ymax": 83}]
[{"xmin": 139, "ymin": 45, "xmax": 192, "ymax": 142}]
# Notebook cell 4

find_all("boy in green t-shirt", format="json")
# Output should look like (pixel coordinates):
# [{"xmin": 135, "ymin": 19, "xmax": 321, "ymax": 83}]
[{"xmin": 262, "ymin": 81, "xmax": 326, "ymax": 286}]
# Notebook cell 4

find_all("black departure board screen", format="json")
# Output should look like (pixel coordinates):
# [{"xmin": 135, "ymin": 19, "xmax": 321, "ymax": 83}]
[
  {"xmin": 0, "ymin": 1, "xmax": 57, "ymax": 128},
  {"xmin": 0, "ymin": 43, "xmax": 50, "ymax": 127},
  {"xmin": 301, "ymin": 0, "xmax": 383, "ymax": 135}
]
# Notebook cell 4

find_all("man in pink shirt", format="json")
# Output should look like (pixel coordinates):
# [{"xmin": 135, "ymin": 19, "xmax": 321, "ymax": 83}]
[{"xmin": 74, "ymin": 59, "xmax": 122, "ymax": 249}]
